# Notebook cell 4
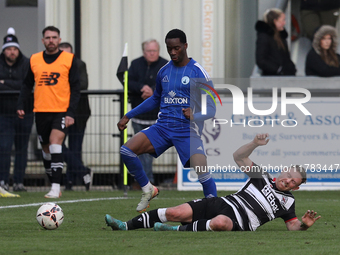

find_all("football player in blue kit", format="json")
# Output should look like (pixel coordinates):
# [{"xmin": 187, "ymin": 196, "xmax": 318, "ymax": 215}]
[{"xmin": 117, "ymin": 29, "xmax": 217, "ymax": 212}]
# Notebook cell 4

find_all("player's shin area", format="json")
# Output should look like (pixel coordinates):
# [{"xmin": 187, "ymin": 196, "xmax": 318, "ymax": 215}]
[{"xmin": 195, "ymin": 166, "xmax": 210, "ymax": 175}]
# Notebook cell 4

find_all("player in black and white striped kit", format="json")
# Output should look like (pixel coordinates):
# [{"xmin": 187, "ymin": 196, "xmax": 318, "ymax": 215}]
[
  {"xmin": 220, "ymin": 163, "xmax": 300, "ymax": 231},
  {"xmin": 105, "ymin": 133, "xmax": 321, "ymax": 232}
]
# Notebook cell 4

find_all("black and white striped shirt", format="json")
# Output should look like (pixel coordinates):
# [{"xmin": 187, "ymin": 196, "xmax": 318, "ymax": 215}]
[{"xmin": 222, "ymin": 163, "xmax": 297, "ymax": 231}]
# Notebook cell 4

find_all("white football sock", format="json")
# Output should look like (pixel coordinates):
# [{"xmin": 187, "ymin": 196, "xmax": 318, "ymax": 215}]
[
  {"xmin": 51, "ymin": 183, "xmax": 60, "ymax": 194},
  {"xmin": 141, "ymin": 182, "xmax": 153, "ymax": 193}
]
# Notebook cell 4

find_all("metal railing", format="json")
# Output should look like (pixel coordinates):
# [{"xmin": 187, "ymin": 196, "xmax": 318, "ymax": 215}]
[
  {"xmin": 1, "ymin": 90, "xmax": 176, "ymax": 191},
  {"xmin": 2, "ymin": 87, "xmax": 336, "ymax": 191}
]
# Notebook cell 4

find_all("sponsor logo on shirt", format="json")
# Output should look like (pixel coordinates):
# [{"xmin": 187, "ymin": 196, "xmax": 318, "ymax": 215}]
[
  {"xmin": 261, "ymin": 184, "xmax": 279, "ymax": 213},
  {"xmin": 164, "ymin": 97, "xmax": 188, "ymax": 104},
  {"xmin": 38, "ymin": 72, "xmax": 60, "ymax": 86},
  {"xmin": 168, "ymin": 90, "xmax": 176, "ymax": 98},
  {"xmin": 164, "ymin": 90, "xmax": 189, "ymax": 104}
]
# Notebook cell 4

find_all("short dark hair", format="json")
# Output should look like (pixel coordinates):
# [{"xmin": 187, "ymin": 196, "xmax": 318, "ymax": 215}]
[
  {"xmin": 42, "ymin": 26, "xmax": 60, "ymax": 37},
  {"xmin": 59, "ymin": 42, "xmax": 73, "ymax": 52},
  {"xmin": 165, "ymin": 29, "xmax": 187, "ymax": 44}
]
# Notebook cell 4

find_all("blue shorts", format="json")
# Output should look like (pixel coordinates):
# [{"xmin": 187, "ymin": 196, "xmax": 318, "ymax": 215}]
[{"xmin": 141, "ymin": 123, "xmax": 205, "ymax": 167}]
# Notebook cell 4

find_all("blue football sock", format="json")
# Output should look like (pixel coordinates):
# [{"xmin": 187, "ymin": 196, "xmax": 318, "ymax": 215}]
[
  {"xmin": 198, "ymin": 173, "xmax": 217, "ymax": 197},
  {"xmin": 120, "ymin": 145, "xmax": 149, "ymax": 187}
]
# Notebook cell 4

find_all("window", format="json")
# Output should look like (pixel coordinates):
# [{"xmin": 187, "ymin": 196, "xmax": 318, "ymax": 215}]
[{"xmin": 6, "ymin": 0, "xmax": 37, "ymax": 7}]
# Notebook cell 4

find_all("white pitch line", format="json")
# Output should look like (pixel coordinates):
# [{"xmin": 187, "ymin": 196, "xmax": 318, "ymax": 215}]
[
  {"xmin": 0, "ymin": 196, "xmax": 189, "ymax": 210},
  {"xmin": 0, "ymin": 197, "xmax": 131, "ymax": 210}
]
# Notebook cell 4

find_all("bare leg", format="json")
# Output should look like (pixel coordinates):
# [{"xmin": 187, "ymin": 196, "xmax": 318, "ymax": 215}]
[{"xmin": 120, "ymin": 132, "xmax": 158, "ymax": 212}]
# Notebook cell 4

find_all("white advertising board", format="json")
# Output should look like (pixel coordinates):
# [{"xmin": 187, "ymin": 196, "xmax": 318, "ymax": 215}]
[{"xmin": 178, "ymin": 97, "xmax": 340, "ymax": 191}]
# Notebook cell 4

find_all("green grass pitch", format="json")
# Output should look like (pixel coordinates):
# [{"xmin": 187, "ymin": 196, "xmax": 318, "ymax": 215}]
[{"xmin": 0, "ymin": 190, "xmax": 339, "ymax": 255}]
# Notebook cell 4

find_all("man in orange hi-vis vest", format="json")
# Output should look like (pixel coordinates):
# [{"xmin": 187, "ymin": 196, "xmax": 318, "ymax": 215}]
[{"xmin": 17, "ymin": 26, "xmax": 80, "ymax": 198}]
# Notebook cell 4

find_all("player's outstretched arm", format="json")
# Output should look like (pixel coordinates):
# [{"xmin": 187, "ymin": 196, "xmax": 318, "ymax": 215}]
[
  {"xmin": 285, "ymin": 210, "xmax": 321, "ymax": 231},
  {"xmin": 117, "ymin": 115, "xmax": 130, "ymax": 131},
  {"xmin": 233, "ymin": 133, "xmax": 269, "ymax": 169}
]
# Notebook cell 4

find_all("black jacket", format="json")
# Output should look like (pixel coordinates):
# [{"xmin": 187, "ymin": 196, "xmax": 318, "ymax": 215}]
[
  {"xmin": 300, "ymin": 0, "xmax": 340, "ymax": 11},
  {"xmin": 128, "ymin": 56, "xmax": 168, "ymax": 120},
  {"xmin": 75, "ymin": 57, "xmax": 91, "ymax": 130},
  {"xmin": 305, "ymin": 25, "xmax": 340, "ymax": 76},
  {"xmin": 0, "ymin": 51, "xmax": 32, "ymax": 114},
  {"xmin": 255, "ymin": 21, "xmax": 296, "ymax": 76},
  {"xmin": 305, "ymin": 48, "xmax": 340, "ymax": 76}
]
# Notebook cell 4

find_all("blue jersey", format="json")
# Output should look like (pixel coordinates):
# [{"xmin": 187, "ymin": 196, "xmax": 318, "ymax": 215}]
[{"xmin": 126, "ymin": 58, "xmax": 216, "ymax": 135}]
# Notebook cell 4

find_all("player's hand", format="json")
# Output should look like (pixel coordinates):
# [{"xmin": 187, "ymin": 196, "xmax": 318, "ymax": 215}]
[
  {"xmin": 182, "ymin": 108, "xmax": 193, "ymax": 120},
  {"xmin": 17, "ymin": 109, "xmax": 25, "ymax": 119},
  {"xmin": 141, "ymin": 85, "xmax": 153, "ymax": 100},
  {"xmin": 253, "ymin": 133, "xmax": 269, "ymax": 146},
  {"xmin": 301, "ymin": 210, "xmax": 321, "ymax": 228},
  {"xmin": 65, "ymin": 116, "xmax": 74, "ymax": 128},
  {"xmin": 117, "ymin": 115, "xmax": 130, "ymax": 131}
]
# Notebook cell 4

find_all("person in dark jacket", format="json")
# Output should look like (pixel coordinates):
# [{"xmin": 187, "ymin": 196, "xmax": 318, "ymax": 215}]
[
  {"xmin": 305, "ymin": 25, "xmax": 340, "ymax": 76},
  {"xmin": 0, "ymin": 27, "xmax": 32, "ymax": 192},
  {"xmin": 127, "ymin": 39, "xmax": 168, "ymax": 184},
  {"xmin": 300, "ymin": 0, "xmax": 340, "ymax": 40},
  {"xmin": 255, "ymin": 8, "xmax": 297, "ymax": 76},
  {"xmin": 59, "ymin": 42, "xmax": 91, "ymax": 191}
]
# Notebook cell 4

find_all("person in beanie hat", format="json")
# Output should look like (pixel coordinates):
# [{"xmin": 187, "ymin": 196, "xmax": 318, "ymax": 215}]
[
  {"xmin": 2, "ymin": 27, "xmax": 20, "ymax": 50},
  {"xmin": 0, "ymin": 27, "xmax": 33, "ymax": 193}
]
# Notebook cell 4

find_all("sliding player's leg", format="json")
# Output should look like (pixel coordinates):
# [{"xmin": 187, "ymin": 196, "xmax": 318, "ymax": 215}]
[
  {"xmin": 105, "ymin": 203, "xmax": 193, "ymax": 231},
  {"xmin": 155, "ymin": 198, "xmax": 236, "ymax": 232}
]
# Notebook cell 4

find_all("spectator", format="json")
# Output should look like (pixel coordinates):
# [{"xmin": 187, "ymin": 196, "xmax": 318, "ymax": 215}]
[
  {"xmin": 255, "ymin": 8, "xmax": 297, "ymax": 76},
  {"xmin": 300, "ymin": 0, "xmax": 340, "ymax": 41},
  {"xmin": 127, "ymin": 39, "xmax": 168, "ymax": 184},
  {"xmin": 0, "ymin": 27, "xmax": 33, "ymax": 192},
  {"xmin": 59, "ymin": 42, "xmax": 91, "ymax": 191},
  {"xmin": 0, "ymin": 186, "xmax": 20, "ymax": 197},
  {"xmin": 17, "ymin": 26, "xmax": 80, "ymax": 198},
  {"xmin": 305, "ymin": 25, "xmax": 340, "ymax": 76}
]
